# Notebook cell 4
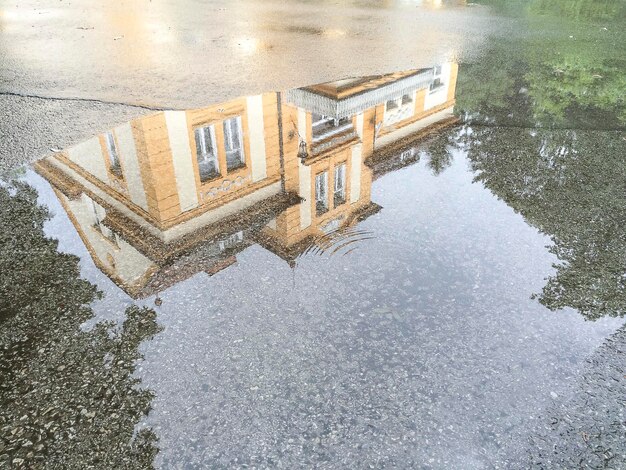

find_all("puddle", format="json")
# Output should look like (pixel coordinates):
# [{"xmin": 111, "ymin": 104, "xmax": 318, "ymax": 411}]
[{"xmin": 1, "ymin": 3, "xmax": 625, "ymax": 468}]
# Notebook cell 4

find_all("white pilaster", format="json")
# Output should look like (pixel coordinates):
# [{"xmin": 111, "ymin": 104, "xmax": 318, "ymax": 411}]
[
  {"xmin": 246, "ymin": 95, "xmax": 268, "ymax": 182},
  {"xmin": 115, "ymin": 122, "xmax": 149, "ymax": 211},
  {"xmin": 67, "ymin": 137, "xmax": 109, "ymax": 183},
  {"xmin": 350, "ymin": 143, "xmax": 362, "ymax": 203}
]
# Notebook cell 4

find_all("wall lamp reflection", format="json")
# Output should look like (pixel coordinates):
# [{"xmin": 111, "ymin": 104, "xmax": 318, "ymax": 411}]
[
  {"xmin": 297, "ymin": 139, "xmax": 309, "ymax": 162},
  {"xmin": 290, "ymin": 119, "xmax": 309, "ymax": 163}
]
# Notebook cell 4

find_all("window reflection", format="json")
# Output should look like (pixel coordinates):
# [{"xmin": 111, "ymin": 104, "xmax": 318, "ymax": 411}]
[
  {"xmin": 315, "ymin": 171, "xmax": 329, "ymax": 215},
  {"xmin": 104, "ymin": 131, "xmax": 123, "ymax": 178},
  {"xmin": 334, "ymin": 164, "xmax": 346, "ymax": 207},
  {"xmin": 223, "ymin": 116, "xmax": 245, "ymax": 171},
  {"xmin": 194, "ymin": 125, "xmax": 219, "ymax": 182}
]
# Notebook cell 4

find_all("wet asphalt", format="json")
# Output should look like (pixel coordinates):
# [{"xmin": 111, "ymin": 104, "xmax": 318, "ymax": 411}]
[{"xmin": 526, "ymin": 324, "xmax": 626, "ymax": 468}]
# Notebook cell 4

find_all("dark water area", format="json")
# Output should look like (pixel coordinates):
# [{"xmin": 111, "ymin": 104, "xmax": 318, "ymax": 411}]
[{"xmin": 1, "ymin": 0, "xmax": 625, "ymax": 468}]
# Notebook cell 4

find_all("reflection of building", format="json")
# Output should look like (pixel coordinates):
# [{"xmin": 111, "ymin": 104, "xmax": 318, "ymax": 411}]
[
  {"xmin": 36, "ymin": 64, "xmax": 458, "ymax": 297},
  {"xmin": 259, "ymin": 64, "xmax": 458, "ymax": 264},
  {"xmin": 35, "ymin": 93, "xmax": 293, "ymax": 297}
]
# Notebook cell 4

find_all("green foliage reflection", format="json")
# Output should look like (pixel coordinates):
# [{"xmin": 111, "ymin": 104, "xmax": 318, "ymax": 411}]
[
  {"xmin": 461, "ymin": 127, "xmax": 626, "ymax": 320},
  {"xmin": 0, "ymin": 181, "xmax": 161, "ymax": 468}
]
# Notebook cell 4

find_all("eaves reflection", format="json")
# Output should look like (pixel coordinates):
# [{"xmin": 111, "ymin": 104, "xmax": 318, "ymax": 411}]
[{"xmin": 35, "ymin": 63, "xmax": 458, "ymax": 298}]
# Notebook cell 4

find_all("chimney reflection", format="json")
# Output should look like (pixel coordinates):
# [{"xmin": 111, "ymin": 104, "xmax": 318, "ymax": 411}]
[{"xmin": 35, "ymin": 62, "xmax": 458, "ymax": 298}]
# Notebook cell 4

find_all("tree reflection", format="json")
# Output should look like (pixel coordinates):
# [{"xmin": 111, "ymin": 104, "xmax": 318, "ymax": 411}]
[
  {"xmin": 457, "ymin": 0, "xmax": 626, "ymax": 129},
  {"xmin": 453, "ymin": 0, "xmax": 626, "ymax": 320},
  {"xmin": 0, "ymin": 181, "xmax": 160, "ymax": 468},
  {"xmin": 424, "ymin": 131, "xmax": 456, "ymax": 176},
  {"xmin": 463, "ymin": 126, "xmax": 626, "ymax": 320},
  {"xmin": 482, "ymin": 0, "xmax": 626, "ymax": 20}
]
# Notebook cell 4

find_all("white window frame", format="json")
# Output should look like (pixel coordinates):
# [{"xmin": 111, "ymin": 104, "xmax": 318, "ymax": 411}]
[
  {"xmin": 429, "ymin": 65, "xmax": 444, "ymax": 93},
  {"xmin": 194, "ymin": 125, "xmax": 220, "ymax": 182},
  {"xmin": 218, "ymin": 231, "xmax": 244, "ymax": 252},
  {"xmin": 104, "ymin": 131, "xmax": 123, "ymax": 178},
  {"xmin": 385, "ymin": 99, "xmax": 399, "ymax": 111},
  {"xmin": 334, "ymin": 164, "xmax": 346, "ymax": 207},
  {"xmin": 90, "ymin": 198, "xmax": 118, "ymax": 246},
  {"xmin": 399, "ymin": 148, "xmax": 417, "ymax": 162},
  {"xmin": 223, "ymin": 116, "xmax": 245, "ymax": 171},
  {"xmin": 315, "ymin": 171, "xmax": 329, "ymax": 216},
  {"xmin": 312, "ymin": 114, "xmax": 353, "ymax": 143}
]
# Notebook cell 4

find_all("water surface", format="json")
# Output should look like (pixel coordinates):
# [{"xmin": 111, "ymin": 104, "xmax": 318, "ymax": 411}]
[{"xmin": 1, "ymin": 1, "xmax": 625, "ymax": 468}]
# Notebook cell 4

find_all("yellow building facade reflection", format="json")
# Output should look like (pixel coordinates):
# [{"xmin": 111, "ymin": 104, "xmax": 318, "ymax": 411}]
[{"xmin": 36, "ymin": 63, "xmax": 458, "ymax": 297}]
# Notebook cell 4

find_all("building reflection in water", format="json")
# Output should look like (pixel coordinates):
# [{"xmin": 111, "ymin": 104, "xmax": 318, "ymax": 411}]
[{"xmin": 35, "ymin": 63, "xmax": 458, "ymax": 298}]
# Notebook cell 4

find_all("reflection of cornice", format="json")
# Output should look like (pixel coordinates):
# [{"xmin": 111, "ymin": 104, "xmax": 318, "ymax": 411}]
[
  {"xmin": 367, "ymin": 115, "xmax": 460, "ymax": 180},
  {"xmin": 102, "ymin": 191, "xmax": 300, "ymax": 265},
  {"xmin": 34, "ymin": 159, "xmax": 84, "ymax": 200},
  {"xmin": 311, "ymin": 131, "xmax": 359, "ymax": 156},
  {"xmin": 125, "ymin": 187, "xmax": 297, "ymax": 297},
  {"xmin": 303, "ymin": 133, "xmax": 361, "ymax": 166},
  {"xmin": 254, "ymin": 232, "xmax": 315, "ymax": 268},
  {"xmin": 255, "ymin": 201, "xmax": 382, "ymax": 266},
  {"xmin": 285, "ymin": 69, "xmax": 434, "ymax": 119},
  {"xmin": 41, "ymin": 160, "xmax": 301, "ymax": 298},
  {"xmin": 136, "ymin": 253, "xmax": 240, "ymax": 299},
  {"xmin": 345, "ymin": 201, "xmax": 383, "ymax": 226}
]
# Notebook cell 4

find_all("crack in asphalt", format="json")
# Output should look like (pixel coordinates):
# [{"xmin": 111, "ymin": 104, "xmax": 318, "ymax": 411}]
[
  {"xmin": 0, "ymin": 90, "xmax": 173, "ymax": 111},
  {"xmin": 2, "ymin": 92, "xmax": 624, "ymax": 133},
  {"xmin": 463, "ymin": 122, "xmax": 626, "ymax": 132}
]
